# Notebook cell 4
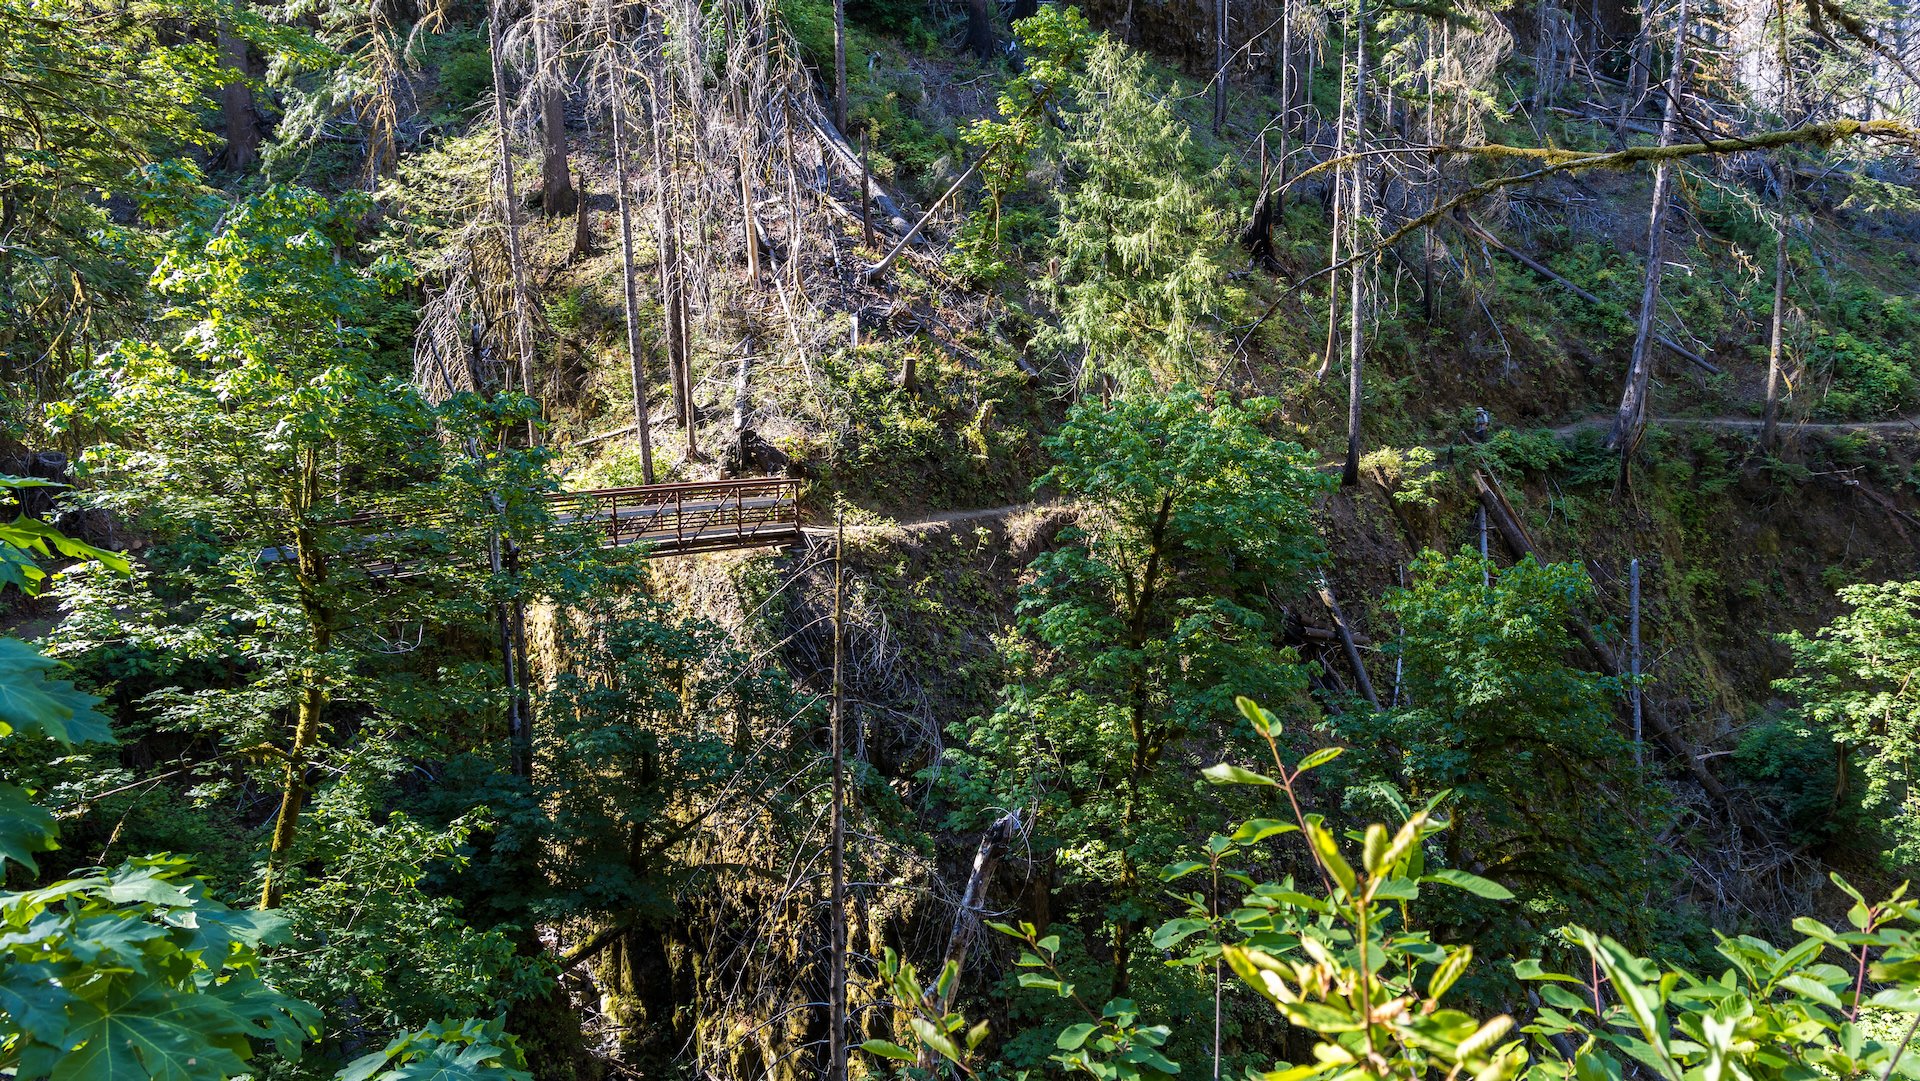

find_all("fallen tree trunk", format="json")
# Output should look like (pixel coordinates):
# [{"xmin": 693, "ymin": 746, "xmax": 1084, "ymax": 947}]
[
  {"xmin": 1458, "ymin": 216, "xmax": 1721, "ymax": 376},
  {"xmin": 1471, "ymin": 471, "xmax": 1749, "ymax": 825},
  {"xmin": 1315, "ymin": 576, "xmax": 1380, "ymax": 710},
  {"xmin": 864, "ymin": 157, "xmax": 981, "ymax": 282},
  {"xmin": 797, "ymin": 93, "xmax": 914, "ymax": 235}
]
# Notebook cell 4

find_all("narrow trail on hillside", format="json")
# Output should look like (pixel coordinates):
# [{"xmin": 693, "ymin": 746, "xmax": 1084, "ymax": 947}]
[
  {"xmin": 1549, "ymin": 413, "xmax": 1920, "ymax": 437},
  {"xmin": 800, "ymin": 501, "xmax": 1052, "ymax": 536},
  {"xmin": 799, "ymin": 413, "xmax": 1920, "ymax": 537}
]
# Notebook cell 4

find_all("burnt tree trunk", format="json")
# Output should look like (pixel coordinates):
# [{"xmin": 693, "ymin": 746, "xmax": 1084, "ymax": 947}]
[
  {"xmin": 536, "ymin": 11, "xmax": 577, "ymax": 215},
  {"xmin": 1213, "ymin": 0, "xmax": 1229, "ymax": 134},
  {"xmin": 489, "ymin": 0, "xmax": 540, "ymax": 415},
  {"xmin": 647, "ymin": 72, "xmax": 691, "ymax": 435},
  {"xmin": 607, "ymin": 45, "xmax": 656, "ymax": 483},
  {"xmin": 833, "ymin": 0, "xmax": 848, "ymax": 128},
  {"xmin": 1342, "ymin": 0, "xmax": 1370, "ymax": 488}
]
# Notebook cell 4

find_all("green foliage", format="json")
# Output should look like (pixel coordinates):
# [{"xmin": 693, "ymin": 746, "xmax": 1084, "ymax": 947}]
[
  {"xmin": 1733, "ymin": 715, "xmax": 1847, "ymax": 846},
  {"xmin": 2, "ymin": 608, "xmax": 316, "ymax": 1080},
  {"xmin": 1344, "ymin": 549, "xmax": 1673, "ymax": 953},
  {"xmin": 0, "ymin": 853, "xmax": 320, "ymax": 1078},
  {"xmin": 859, "ymin": 950, "xmax": 992, "ymax": 1075},
  {"xmin": 1041, "ymin": 37, "xmax": 1236, "ymax": 387},
  {"xmin": 526, "ymin": 594, "xmax": 802, "ymax": 922},
  {"xmin": 0, "ymin": 638, "xmax": 116, "ymax": 876},
  {"xmin": 947, "ymin": 387, "xmax": 1330, "ymax": 1005},
  {"xmin": 271, "ymin": 779, "xmax": 532, "ymax": 1041},
  {"xmin": 0, "ymin": 0, "xmax": 212, "ymax": 417},
  {"xmin": 1784, "ymin": 277, "xmax": 1920, "ymax": 420},
  {"xmin": 950, "ymin": 5, "xmax": 1095, "ymax": 282},
  {"xmin": 1471, "ymin": 428, "xmax": 1570, "ymax": 477},
  {"xmin": 0, "ymin": 479, "xmax": 122, "ymax": 878},
  {"xmin": 1808, "ymin": 326, "xmax": 1919, "ymax": 419},
  {"xmin": 1777, "ymin": 579, "xmax": 1920, "ymax": 867},
  {"xmin": 811, "ymin": 339, "xmax": 1040, "ymax": 507},
  {"xmin": 0, "ymin": 476, "xmax": 129, "ymax": 596},
  {"xmin": 1520, "ymin": 875, "xmax": 1920, "ymax": 1081},
  {"xmin": 413, "ymin": 25, "xmax": 494, "ymax": 123},
  {"xmin": 59, "ymin": 183, "xmax": 458, "ymax": 820},
  {"xmin": 974, "ymin": 697, "xmax": 1920, "ymax": 1081},
  {"xmin": 46, "ymin": 183, "xmax": 568, "ymax": 1068},
  {"xmin": 1358, "ymin": 446, "xmax": 1443, "ymax": 507},
  {"xmin": 773, "ymin": 0, "xmax": 840, "ymax": 76},
  {"xmin": 1200, "ymin": 719, "xmax": 1527, "ymax": 1081},
  {"xmin": 337, "ymin": 1017, "xmax": 531, "ymax": 1081}
]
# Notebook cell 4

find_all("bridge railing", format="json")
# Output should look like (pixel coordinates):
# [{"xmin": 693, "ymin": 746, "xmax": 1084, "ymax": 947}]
[
  {"xmin": 260, "ymin": 477, "xmax": 802, "ymax": 573},
  {"xmin": 544, "ymin": 477, "xmax": 802, "ymax": 555}
]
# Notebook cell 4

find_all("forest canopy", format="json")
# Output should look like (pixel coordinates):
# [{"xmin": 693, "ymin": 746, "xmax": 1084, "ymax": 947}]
[{"xmin": 3, "ymin": 0, "xmax": 1920, "ymax": 1076}]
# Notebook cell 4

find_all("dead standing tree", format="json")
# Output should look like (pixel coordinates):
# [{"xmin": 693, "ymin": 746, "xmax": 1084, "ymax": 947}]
[
  {"xmin": 1342, "ymin": 0, "xmax": 1371, "ymax": 488},
  {"xmin": 520, "ymin": 0, "xmax": 578, "ymax": 215},
  {"xmin": 1605, "ymin": 0, "xmax": 1692, "ymax": 484},
  {"xmin": 487, "ymin": 0, "xmax": 540, "ymax": 417},
  {"xmin": 587, "ymin": 0, "xmax": 656, "ymax": 480}
]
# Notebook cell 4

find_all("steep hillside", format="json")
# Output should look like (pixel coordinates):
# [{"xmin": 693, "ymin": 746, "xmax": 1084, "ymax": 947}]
[{"xmin": 5, "ymin": 0, "xmax": 1920, "ymax": 1077}]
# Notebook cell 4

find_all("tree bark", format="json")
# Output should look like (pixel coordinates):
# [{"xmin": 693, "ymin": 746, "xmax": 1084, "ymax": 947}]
[
  {"xmin": 1762, "ymin": 200, "xmax": 1790, "ymax": 451},
  {"xmin": 608, "ymin": 59, "xmax": 656, "ymax": 483},
  {"xmin": 1213, "ymin": 0, "xmax": 1229, "ymax": 134},
  {"xmin": 1343, "ymin": 0, "xmax": 1370, "ymax": 488},
  {"xmin": 1241, "ymin": 133, "xmax": 1280, "ymax": 271},
  {"xmin": 537, "ymin": 10, "xmax": 577, "ymax": 216},
  {"xmin": 647, "ymin": 73, "xmax": 690, "ymax": 433},
  {"xmin": 829, "ymin": 521, "xmax": 847, "ymax": 1081},
  {"xmin": 1605, "ymin": 0, "xmax": 1689, "ymax": 477},
  {"xmin": 1316, "ymin": 31, "xmax": 1352, "ymax": 382},
  {"xmin": 1316, "ymin": 576, "xmax": 1380, "ymax": 709},
  {"xmin": 741, "ymin": 145, "xmax": 762, "ymax": 284},
  {"xmin": 966, "ymin": 0, "xmax": 996, "ymax": 59},
  {"xmin": 834, "ymin": 0, "xmax": 848, "ymax": 129},
  {"xmin": 218, "ymin": 22, "xmax": 260, "ymax": 172},
  {"xmin": 260, "ymin": 451, "xmax": 330, "ymax": 909},
  {"xmin": 489, "ymin": 0, "xmax": 540, "ymax": 421}
]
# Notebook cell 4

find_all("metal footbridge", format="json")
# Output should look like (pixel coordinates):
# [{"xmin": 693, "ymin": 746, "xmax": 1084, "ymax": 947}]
[
  {"xmin": 545, "ymin": 477, "xmax": 802, "ymax": 556},
  {"xmin": 261, "ymin": 477, "xmax": 803, "ymax": 572}
]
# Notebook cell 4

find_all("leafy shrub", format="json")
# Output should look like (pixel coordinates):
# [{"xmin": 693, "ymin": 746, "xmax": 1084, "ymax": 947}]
[
  {"xmin": 877, "ymin": 697, "xmax": 1920, "ymax": 1081},
  {"xmin": 1776, "ymin": 579, "xmax": 1920, "ymax": 867},
  {"xmin": 419, "ymin": 25, "xmax": 493, "ymax": 120},
  {"xmin": 1810, "ymin": 327, "xmax": 1919, "ymax": 418},
  {"xmin": 1360, "ymin": 445, "xmax": 1443, "ymax": 506}
]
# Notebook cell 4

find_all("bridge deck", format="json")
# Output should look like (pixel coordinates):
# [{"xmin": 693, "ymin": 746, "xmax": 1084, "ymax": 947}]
[{"xmin": 261, "ymin": 477, "xmax": 802, "ymax": 572}]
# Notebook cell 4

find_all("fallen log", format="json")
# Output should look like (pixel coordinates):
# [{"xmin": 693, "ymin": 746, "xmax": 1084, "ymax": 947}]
[
  {"xmin": 864, "ymin": 157, "xmax": 980, "ymax": 283},
  {"xmin": 1315, "ymin": 577, "xmax": 1381, "ymax": 710},
  {"xmin": 1471, "ymin": 471, "xmax": 1751, "ymax": 827},
  {"xmin": 1457, "ymin": 216, "xmax": 1723, "ymax": 376},
  {"xmin": 796, "ymin": 93, "xmax": 914, "ymax": 236},
  {"xmin": 1298, "ymin": 624, "xmax": 1374, "ymax": 648}
]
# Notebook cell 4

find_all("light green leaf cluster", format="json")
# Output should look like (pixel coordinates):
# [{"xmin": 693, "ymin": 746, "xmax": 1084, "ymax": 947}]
[
  {"xmin": 0, "ymin": 854, "xmax": 320, "ymax": 1078},
  {"xmin": 338, "ymin": 1017, "xmax": 532, "ymax": 1081},
  {"xmin": 1777, "ymin": 579, "xmax": 1920, "ymax": 867}
]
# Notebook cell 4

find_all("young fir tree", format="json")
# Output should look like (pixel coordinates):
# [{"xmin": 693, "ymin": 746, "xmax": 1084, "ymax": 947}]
[{"xmin": 1043, "ymin": 37, "xmax": 1238, "ymax": 390}]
